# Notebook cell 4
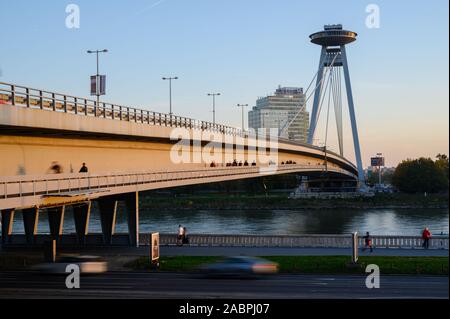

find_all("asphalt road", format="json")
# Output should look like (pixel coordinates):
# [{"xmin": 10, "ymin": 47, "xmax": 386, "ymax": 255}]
[{"xmin": 0, "ymin": 271, "xmax": 447, "ymax": 299}]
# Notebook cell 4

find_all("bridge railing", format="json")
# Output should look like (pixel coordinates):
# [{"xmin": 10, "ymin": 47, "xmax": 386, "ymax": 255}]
[
  {"xmin": 146, "ymin": 234, "xmax": 450, "ymax": 249},
  {"xmin": 0, "ymin": 82, "xmax": 246, "ymax": 137},
  {"xmin": 0, "ymin": 165, "xmax": 352, "ymax": 200}
]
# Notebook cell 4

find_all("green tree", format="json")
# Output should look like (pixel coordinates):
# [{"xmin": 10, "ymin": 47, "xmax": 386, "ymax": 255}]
[
  {"xmin": 392, "ymin": 157, "xmax": 448, "ymax": 194},
  {"xmin": 435, "ymin": 154, "xmax": 449, "ymax": 180}
]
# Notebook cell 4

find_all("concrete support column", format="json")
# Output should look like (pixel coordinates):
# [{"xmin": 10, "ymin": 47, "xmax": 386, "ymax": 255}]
[
  {"xmin": 47, "ymin": 206, "xmax": 65, "ymax": 241},
  {"xmin": 73, "ymin": 202, "xmax": 91, "ymax": 244},
  {"xmin": 1, "ymin": 209, "xmax": 15, "ymax": 244},
  {"xmin": 98, "ymin": 197, "xmax": 118, "ymax": 244},
  {"xmin": 22, "ymin": 207, "xmax": 39, "ymax": 244},
  {"xmin": 125, "ymin": 192, "xmax": 139, "ymax": 247}
]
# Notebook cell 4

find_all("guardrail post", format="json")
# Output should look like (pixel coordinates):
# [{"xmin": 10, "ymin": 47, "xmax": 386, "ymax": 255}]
[
  {"xmin": 63, "ymin": 95, "xmax": 67, "ymax": 112},
  {"xmin": 11, "ymin": 85, "xmax": 16, "ymax": 105},
  {"xmin": 26, "ymin": 88, "xmax": 30, "ymax": 107},
  {"xmin": 39, "ymin": 90, "xmax": 43, "ymax": 109},
  {"xmin": 74, "ymin": 97, "xmax": 78, "ymax": 114},
  {"xmin": 52, "ymin": 93, "xmax": 56, "ymax": 111},
  {"xmin": 351, "ymin": 232, "xmax": 358, "ymax": 263},
  {"xmin": 84, "ymin": 99, "xmax": 88, "ymax": 115}
]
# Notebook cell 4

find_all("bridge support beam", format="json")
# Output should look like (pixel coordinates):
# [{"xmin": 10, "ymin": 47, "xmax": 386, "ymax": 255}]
[
  {"xmin": 47, "ymin": 206, "xmax": 65, "ymax": 242},
  {"xmin": 1, "ymin": 209, "xmax": 15, "ymax": 244},
  {"xmin": 98, "ymin": 198, "xmax": 118, "ymax": 245},
  {"xmin": 73, "ymin": 202, "xmax": 91, "ymax": 245},
  {"xmin": 22, "ymin": 207, "xmax": 39, "ymax": 244},
  {"xmin": 125, "ymin": 192, "xmax": 139, "ymax": 247}
]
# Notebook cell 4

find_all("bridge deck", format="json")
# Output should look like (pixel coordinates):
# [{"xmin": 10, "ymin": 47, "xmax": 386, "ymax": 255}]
[{"xmin": 0, "ymin": 165, "xmax": 354, "ymax": 210}]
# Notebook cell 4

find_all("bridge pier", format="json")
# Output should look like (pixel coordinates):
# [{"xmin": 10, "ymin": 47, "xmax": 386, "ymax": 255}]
[
  {"xmin": 98, "ymin": 198, "xmax": 118, "ymax": 245},
  {"xmin": 47, "ymin": 206, "xmax": 65, "ymax": 242},
  {"xmin": 1, "ymin": 209, "xmax": 15, "ymax": 244},
  {"xmin": 125, "ymin": 192, "xmax": 139, "ymax": 248},
  {"xmin": 73, "ymin": 202, "xmax": 91, "ymax": 245},
  {"xmin": 22, "ymin": 207, "xmax": 39, "ymax": 245}
]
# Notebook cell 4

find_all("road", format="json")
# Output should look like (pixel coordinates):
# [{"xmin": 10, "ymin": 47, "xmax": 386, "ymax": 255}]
[{"xmin": 0, "ymin": 271, "xmax": 447, "ymax": 299}]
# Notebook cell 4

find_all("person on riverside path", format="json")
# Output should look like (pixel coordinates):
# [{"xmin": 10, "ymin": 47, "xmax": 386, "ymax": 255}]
[
  {"xmin": 177, "ymin": 224, "xmax": 185, "ymax": 246},
  {"xmin": 422, "ymin": 227, "xmax": 432, "ymax": 249},
  {"xmin": 182, "ymin": 227, "xmax": 189, "ymax": 245},
  {"xmin": 363, "ymin": 231, "xmax": 373, "ymax": 253}
]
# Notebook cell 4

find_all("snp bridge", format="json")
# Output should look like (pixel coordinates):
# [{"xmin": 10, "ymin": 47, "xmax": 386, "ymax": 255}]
[{"xmin": 0, "ymin": 82, "xmax": 357, "ymax": 247}]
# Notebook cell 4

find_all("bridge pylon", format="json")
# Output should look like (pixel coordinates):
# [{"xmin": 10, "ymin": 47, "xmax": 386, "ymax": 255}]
[{"xmin": 308, "ymin": 25, "xmax": 365, "ymax": 188}]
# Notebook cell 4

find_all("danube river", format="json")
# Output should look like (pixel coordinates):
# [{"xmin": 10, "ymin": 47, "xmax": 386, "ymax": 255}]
[{"xmin": 8, "ymin": 208, "xmax": 449, "ymax": 236}]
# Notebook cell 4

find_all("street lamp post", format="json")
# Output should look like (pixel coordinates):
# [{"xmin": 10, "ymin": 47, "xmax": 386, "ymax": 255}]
[
  {"xmin": 87, "ymin": 49, "xmax": 108, "ymax": 106},
  {"xmin": 207, "ymin": 93, "xmax": 221, "ymax": 124},
  {"xmin": 162, "ymin": 76, "xmax": 178, "ymax": 115},
  {"xmin": 237, "ymin": 104, "xmax": 248, "ymax": 131}
]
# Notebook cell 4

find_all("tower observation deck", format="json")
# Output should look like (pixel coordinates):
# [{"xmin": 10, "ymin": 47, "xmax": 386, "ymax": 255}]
[{"xmin": 309, "ymin": 24, "xmax": 357, "ymax": 46}]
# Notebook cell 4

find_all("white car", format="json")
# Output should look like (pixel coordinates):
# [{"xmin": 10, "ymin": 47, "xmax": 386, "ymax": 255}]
[{"xmin": 32, "ymin": 255, "xmax": 108, "ymax": 275}]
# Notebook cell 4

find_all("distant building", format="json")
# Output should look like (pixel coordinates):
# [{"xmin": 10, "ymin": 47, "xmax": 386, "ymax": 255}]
[{"xmin": 248, "ymin": 86, "xmax": 309, "ymax": 143}]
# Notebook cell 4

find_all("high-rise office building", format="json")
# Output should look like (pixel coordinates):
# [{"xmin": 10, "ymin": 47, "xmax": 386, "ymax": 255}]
[{"xmin": 248, "ymin": 86, "xmax": 309, "ymax": 143}]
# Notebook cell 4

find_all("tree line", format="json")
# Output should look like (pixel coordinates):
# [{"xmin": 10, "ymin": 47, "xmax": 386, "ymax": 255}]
[{"xmin": 391, "ymin": 154, "xmax": 449, "ymax": 194}]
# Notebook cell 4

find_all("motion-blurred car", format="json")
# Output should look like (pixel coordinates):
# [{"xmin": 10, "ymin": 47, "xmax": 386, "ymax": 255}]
[
  {"xmin": 199, "ymin": 256, "xmax": 278, "ymax": 278},
  {"xmin": 32, "ymin": 255, "xmax": 108, "ymax": 275}
]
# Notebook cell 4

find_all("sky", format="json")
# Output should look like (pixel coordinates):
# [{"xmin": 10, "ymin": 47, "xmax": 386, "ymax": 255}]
[{"xmin": 0, "ymin": 0, "xmax": 448, "ymax": 167}]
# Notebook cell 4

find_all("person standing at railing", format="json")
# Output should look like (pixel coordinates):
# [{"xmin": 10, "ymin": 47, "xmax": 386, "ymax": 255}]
[
  {"xmin": 363, "ymin": 231, "xmax": 373, "ymax": 252},
  {"xmin": 177, "ymin": 224, "xmax": 185, "ymax": 246},
  {"xmin": 422, "ymin": 227, "xmax": 432, "ymax": 249},
  {"xmin": 79, "ymin": 163, "xmax": 88, "ymax": 173},
  {"xmin": 182, "ymin": 227, "xmax": 189, "ymax": 245}
]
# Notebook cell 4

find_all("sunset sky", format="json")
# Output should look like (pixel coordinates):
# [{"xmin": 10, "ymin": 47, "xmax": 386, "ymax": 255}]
[{"xmin": 1, "ymin": 0, "xmax": 448, "ymax": 167}]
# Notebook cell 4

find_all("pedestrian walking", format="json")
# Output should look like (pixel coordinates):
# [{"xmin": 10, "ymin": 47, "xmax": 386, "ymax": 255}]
[{"xmin": 47, "ymin": 161, "xmax": 63, "ymax": 174}]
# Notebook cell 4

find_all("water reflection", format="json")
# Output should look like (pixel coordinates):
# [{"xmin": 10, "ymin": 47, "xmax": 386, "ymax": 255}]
[{"xmin": 8, "ymin": 208, "xmax": 449, "ymax": 236}]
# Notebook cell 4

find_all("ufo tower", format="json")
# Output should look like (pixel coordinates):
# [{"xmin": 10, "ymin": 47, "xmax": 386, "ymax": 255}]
[{"xmin": 307, "ymin": 24, "xmax": 365, "ymax": 186}]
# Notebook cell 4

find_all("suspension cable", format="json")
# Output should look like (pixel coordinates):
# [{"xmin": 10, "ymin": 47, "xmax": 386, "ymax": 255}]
[{"xmin": 279, "ymin": 52, "xmax": 339, "ymax": 136}]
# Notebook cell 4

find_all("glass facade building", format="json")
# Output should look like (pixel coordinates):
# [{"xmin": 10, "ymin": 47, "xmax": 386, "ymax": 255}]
[{"xmin": 248, "ymin": 86, "xmax": 309, "ymax": 142}]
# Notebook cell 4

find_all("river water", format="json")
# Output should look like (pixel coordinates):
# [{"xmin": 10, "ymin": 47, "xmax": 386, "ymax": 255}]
[{"xmin": 8, "ymin": 208, "xmax": 449, "ymax": 236}]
